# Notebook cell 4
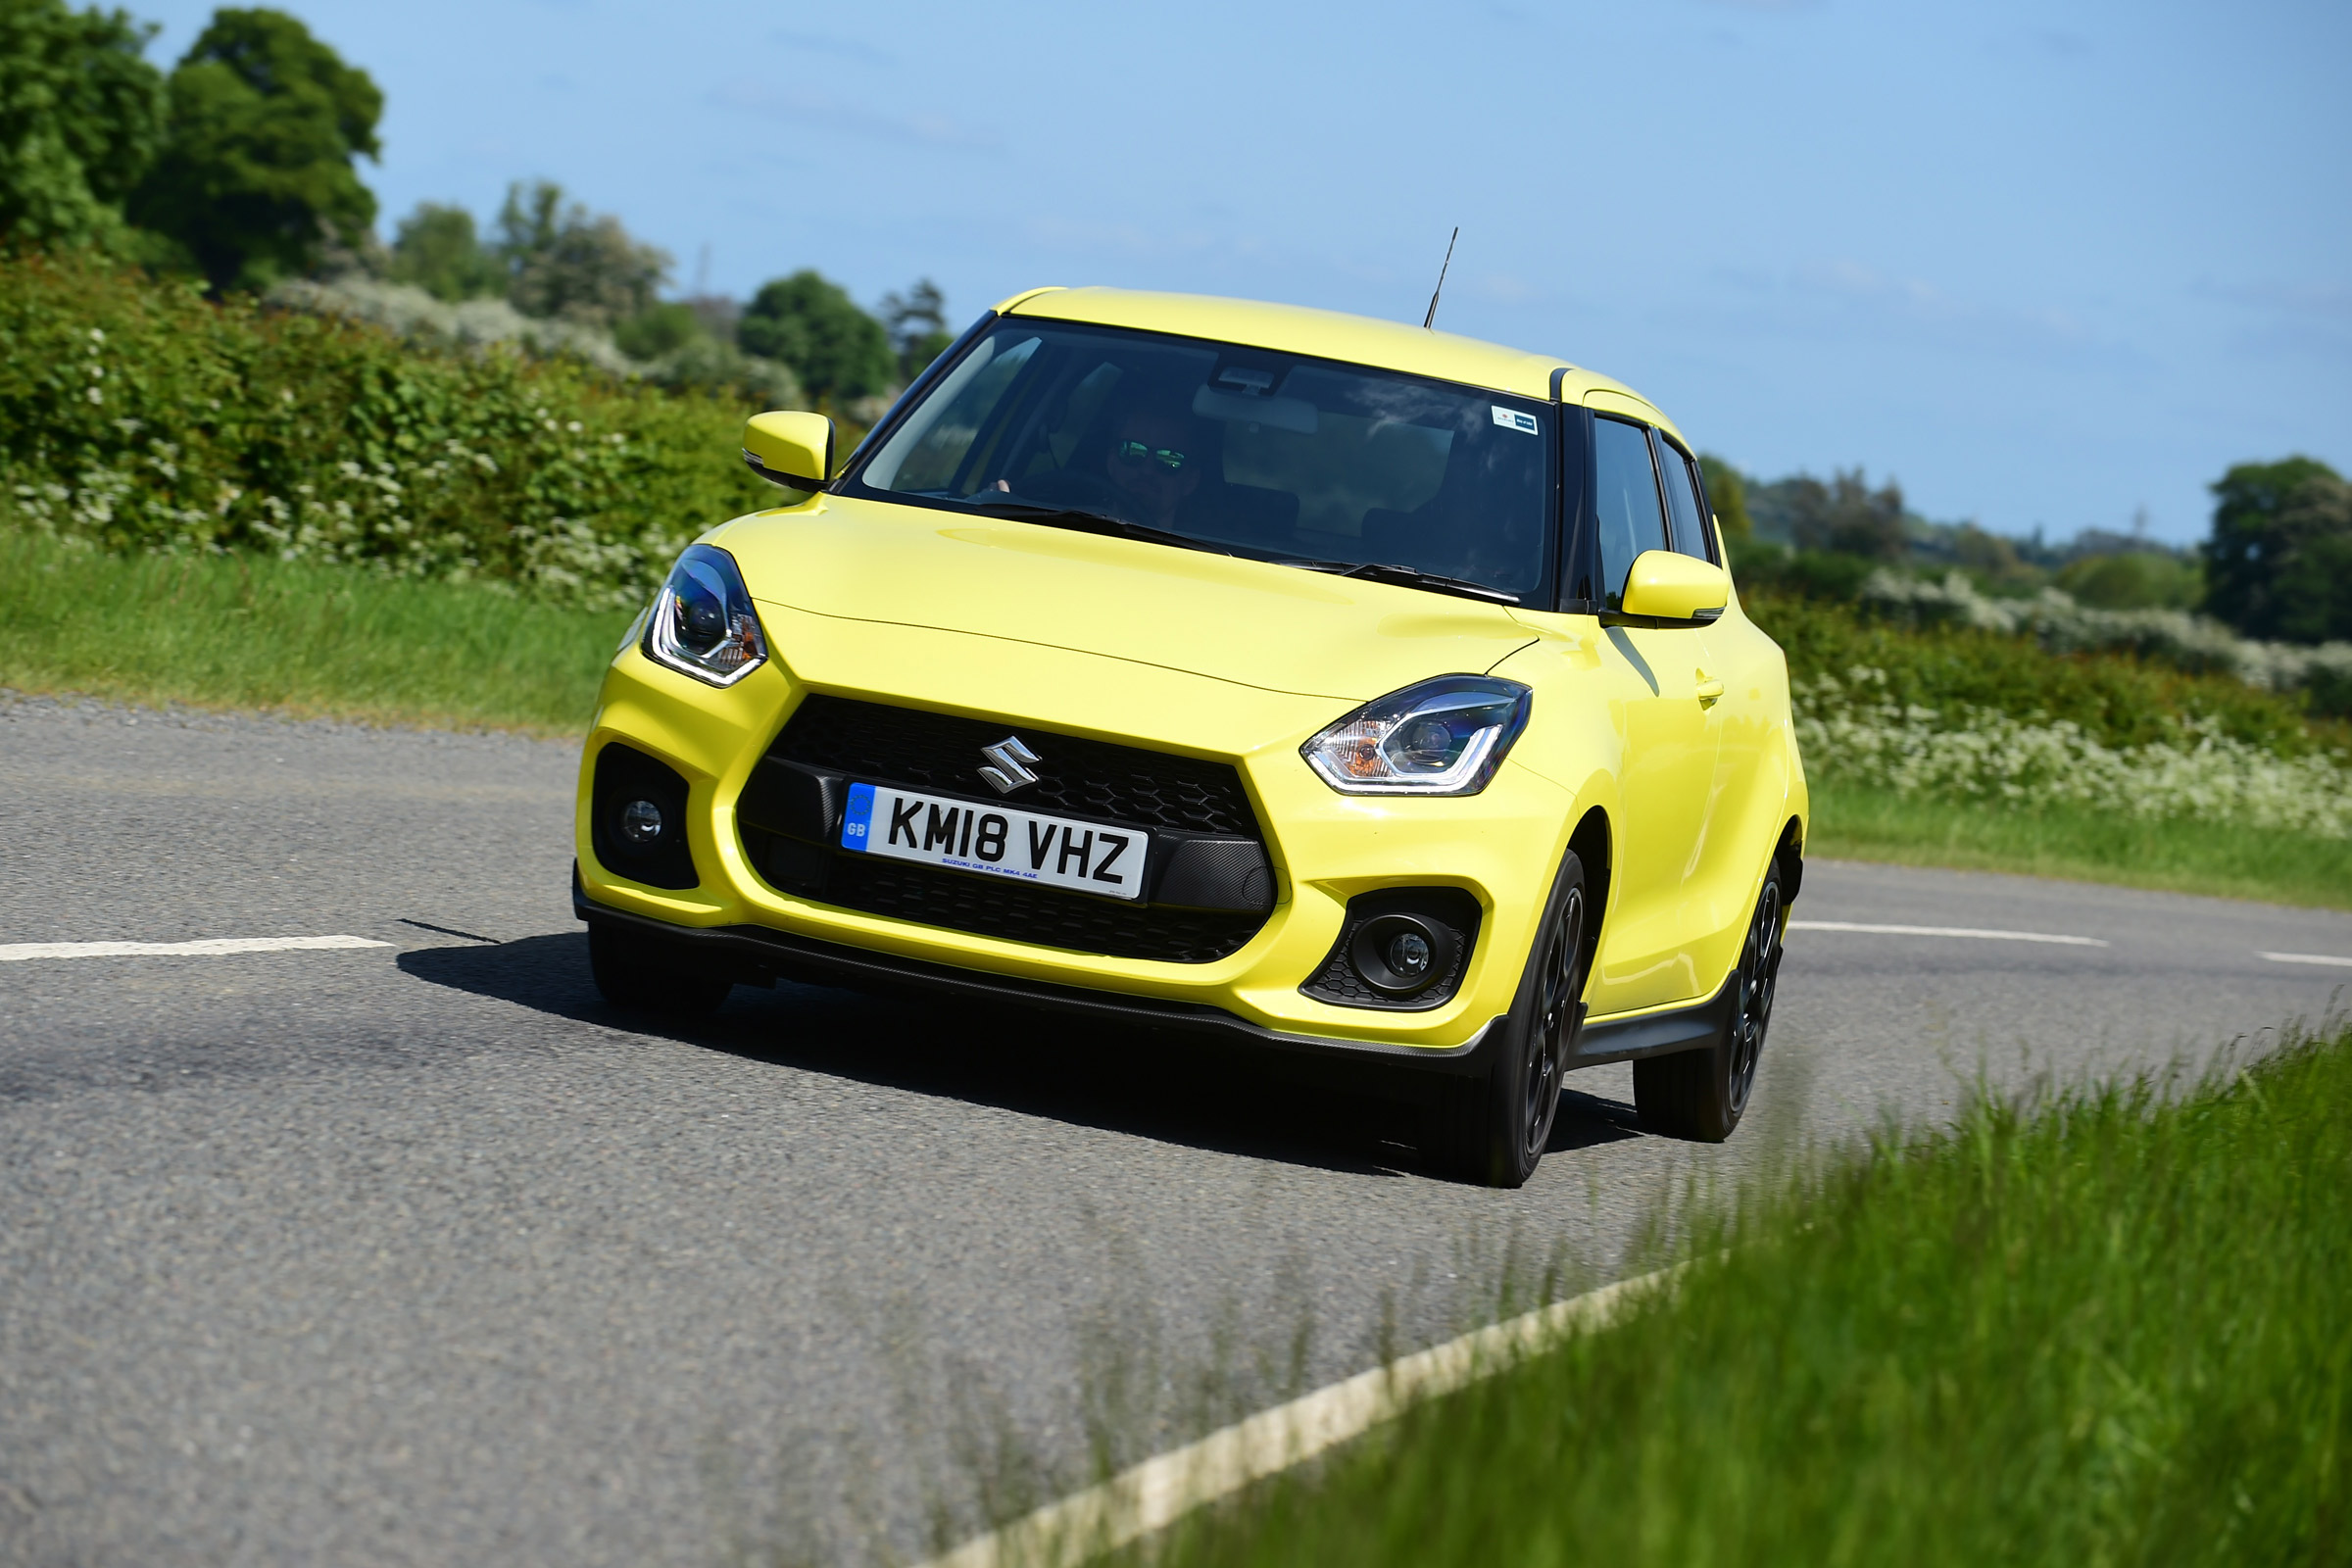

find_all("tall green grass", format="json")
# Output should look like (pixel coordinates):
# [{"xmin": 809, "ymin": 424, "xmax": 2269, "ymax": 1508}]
[
  {"xmin": 1810, "ymin": 782, "xmax": 2352, "ymax": 911},
  {"xmin": 1139, "ymin": 1023, "xmax": 2352, "ymax": 1568},
  {"xmin": 0, "ymin": 528, "xmax": 625, "ymax": 733}
]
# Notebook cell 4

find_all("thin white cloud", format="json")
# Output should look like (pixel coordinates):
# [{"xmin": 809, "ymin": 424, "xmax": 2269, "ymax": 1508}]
[
  {"xmin": 2197, "ymin": 277, "xmax": 2352, "ymax": 322},
  {"xmin": 767, "ymin": 28, "xmax": 895, "ymax": 68},
  {"xmin": 709, "ymin": 80, "xmax": 999, "ymax": 151},
  {"xmin": 1696, "ymin": 259, "xmax": 2147, "ymax": 373}
]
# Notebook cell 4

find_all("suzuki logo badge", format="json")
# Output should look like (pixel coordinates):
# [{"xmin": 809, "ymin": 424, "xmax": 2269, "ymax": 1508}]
[{"xmin": 978, "ymin": 736, "xmax": 1042, "ymax": 795}]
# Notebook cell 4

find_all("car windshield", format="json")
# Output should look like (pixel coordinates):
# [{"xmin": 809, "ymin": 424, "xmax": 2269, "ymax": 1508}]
[{"xmin": 846, "ymin": 319, "xmax": 1554, "ymax": 601}]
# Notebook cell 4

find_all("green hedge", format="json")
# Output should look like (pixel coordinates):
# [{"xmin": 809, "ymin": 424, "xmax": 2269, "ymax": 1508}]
[
  {"xmin": 0, "ymin": 251, "xmax": 773, "ymax": 605},
  {"xmin": 1745, "ymin": 588, "xmax": 2346, "ymax": 760}
]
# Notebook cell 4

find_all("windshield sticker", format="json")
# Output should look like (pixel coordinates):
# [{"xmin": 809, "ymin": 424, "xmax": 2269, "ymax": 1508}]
[{"xmin": 1492, "ymin": 406, "xmax": 1540, "ymax": 435}]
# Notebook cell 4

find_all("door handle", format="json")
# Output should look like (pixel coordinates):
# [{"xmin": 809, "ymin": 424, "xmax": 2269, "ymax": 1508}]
[{"xmin": 1695, "ymin": 673, "xmax": 1725, "ymax": 703}]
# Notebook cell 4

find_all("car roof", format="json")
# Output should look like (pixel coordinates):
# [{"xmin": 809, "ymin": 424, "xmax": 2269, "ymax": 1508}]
[{"xmin": 993, "ymin": 285, "xmax": 1685, "ymax": 443}]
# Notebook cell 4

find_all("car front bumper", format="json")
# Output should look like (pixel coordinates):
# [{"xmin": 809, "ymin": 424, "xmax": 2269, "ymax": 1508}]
[{"xmin": 574, "ymin": 606, "xmax": 1578, "ymax": 1054}]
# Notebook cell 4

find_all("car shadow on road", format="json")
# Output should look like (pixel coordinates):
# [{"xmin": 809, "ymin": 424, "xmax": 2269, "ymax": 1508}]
[{"xmin": 399, "ymin": 932, "xmax": 1642, "ymax": 1181}]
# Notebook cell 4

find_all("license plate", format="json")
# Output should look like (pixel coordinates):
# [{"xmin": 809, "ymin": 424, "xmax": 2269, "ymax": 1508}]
[{"xmin": 838, "ymin": 782, "xmax": 1149, "ymax": 901}]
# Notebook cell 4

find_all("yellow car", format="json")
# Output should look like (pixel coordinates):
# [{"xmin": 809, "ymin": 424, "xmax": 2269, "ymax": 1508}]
[{"xmin": 573, "ymin": 287, "xmax": 1807, "ymax": 1187}]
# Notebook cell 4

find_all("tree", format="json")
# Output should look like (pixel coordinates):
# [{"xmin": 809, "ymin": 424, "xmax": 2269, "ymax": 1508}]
[
  {"xmin": 739, "ymin": 270, "xmax": 894, "ymax": 403},
  {"xmin": 494, "ymin": 179, "xmax": 669, "ymax": 328},
  {"xmin": 1787, "ymin": 467, "xmax": 1907, "ymax": 562},
  {"xmin": 128, "ymin": 8, "xmax": 380, "ymax": 291},
  {"xmin": 880, "ymin": 277, "xmax": 952, "ymax": 381},
  {"xmin": 612, "ymin": 301, "xmax": 701, "ymax": 361},
  {"xmin": 386, "ymin": 201, "xmax": 500, "ymax": 301},
  {"xmin": 0, "ymin": 0, "xmax": 166, "ymax": 250},
  {"xmin": 1695, "ymin": 453, "xmax": 1751, "ymax": 545},
  {"xmin": 2201, "ymin": 458, "xmax": 2352, "ymax": 645},
  {"xmin": 2054, "ymin": 550, "xmax": 2201, "ymax": 611}
]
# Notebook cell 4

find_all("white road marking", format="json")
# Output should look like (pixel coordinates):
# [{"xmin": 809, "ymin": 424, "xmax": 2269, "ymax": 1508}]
[
  {"xmin": 2258, "ymin": 951, "xmax": 2352, "ymax": 968},
  {"xmin": 0, "ymin": 935, "xmax": 390, "ymax": 962},
  {"xmin": 917, "ymin": 1263, "xmax": 1681, "ymax": 1568},
  {"xmin": 1788, "ymin": 920, "xmax": 2108, "ymax": 948}
]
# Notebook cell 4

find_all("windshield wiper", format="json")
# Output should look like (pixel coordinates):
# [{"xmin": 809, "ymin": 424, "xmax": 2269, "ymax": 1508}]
[
  {"xmin": 962, "ymin": 500, "xmax": 1230, "ymax": 557},
  {"xmin": 1272, "ymin": 559, "xmax": 1521, "ymax": 606}
]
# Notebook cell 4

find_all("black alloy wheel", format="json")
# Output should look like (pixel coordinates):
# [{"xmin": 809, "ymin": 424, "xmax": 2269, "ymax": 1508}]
[
  {"xmin": 1437, "ymin": 850, "xmax": 1591, "ymax": 1189},
  {"xmin": 1723, "ymin": 874, "xmax": 1783, "ymax": 1118},
  {"xmin": 1634, "ymin": 858, "xmax": 1787, "ymax": 1142},
  {"xmin": 587, "ymin": 923, "xmax": 733, "ymax": 1018},
  {"xmin": 1519, "ymin": 881, "xmax": 1585, "ymax": 1164}
]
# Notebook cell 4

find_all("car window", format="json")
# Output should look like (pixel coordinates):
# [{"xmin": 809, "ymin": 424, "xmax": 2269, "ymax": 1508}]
[
  {"xmin": 1591, "ymin": 416, "xmax": 1667, "ymax": 612},
  {"xmin": 1654, "ymin": 434, "xmax": 1713, "ymax": 563},
  {"xmin": 850, "ymin": 318, "xmax": 1555, "ymax": 599}
]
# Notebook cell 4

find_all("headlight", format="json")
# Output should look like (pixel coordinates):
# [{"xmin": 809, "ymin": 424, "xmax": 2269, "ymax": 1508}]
[
  {"xmin": 642, "ymin": 543, "xmax": 768, "ymax": 686},
  {"xmin": 1301, "ymin": 675, "xmax": 1533, "ymax": 796}
]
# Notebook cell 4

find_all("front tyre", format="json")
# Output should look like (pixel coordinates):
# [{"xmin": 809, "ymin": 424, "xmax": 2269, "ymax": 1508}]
[
  {"xmin": 588, "ymin": 922, "xmax": 733, "ymax": 1019},
  {"xmin": 1434, "ymin": 851, "xmax": 1590, "ymax": 1188},
  {"xmin": 1634, "ymin": 858, "xmax": 1787, "ymax": 1142}
]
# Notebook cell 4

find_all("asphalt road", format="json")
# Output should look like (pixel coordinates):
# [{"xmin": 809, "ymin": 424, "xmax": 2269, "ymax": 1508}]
[{"xmin": 3, "ymin": 696, "xmax": 2346, "ymax": 1567}]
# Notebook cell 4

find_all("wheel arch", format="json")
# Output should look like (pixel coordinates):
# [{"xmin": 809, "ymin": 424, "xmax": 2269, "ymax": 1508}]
[
  {"xmin": 1776, "ymin": 813, "xmax": 1805, "ymax": 906},
  {"xmin": 1566, "ymin": 805, "xmax": 1612, "ymax": 990}
]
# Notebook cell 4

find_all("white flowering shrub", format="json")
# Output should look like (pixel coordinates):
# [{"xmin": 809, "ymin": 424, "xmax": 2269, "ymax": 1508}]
[
  {"xmin": 267, "ymin": 277, "xmax": 642, "ymax": 373},
  {"xmin": 1797, "ymin": 666, "xmax": 2352, "ymax": 839}
]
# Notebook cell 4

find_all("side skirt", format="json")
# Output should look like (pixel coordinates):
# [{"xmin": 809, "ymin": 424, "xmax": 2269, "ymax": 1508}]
[{"xmin": 1568, "ymin": 967, "xmax": 1735, "ymax": 1070}]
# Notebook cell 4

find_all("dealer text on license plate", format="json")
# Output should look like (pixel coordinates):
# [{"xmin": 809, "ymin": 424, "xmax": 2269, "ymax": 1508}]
[{"xmin": 838, "ymin": 782, "xmax": 1148, "ymax": 901}]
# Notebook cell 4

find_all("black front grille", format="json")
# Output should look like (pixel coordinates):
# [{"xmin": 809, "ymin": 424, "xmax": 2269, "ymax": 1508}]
[
  {"xmin": 827, "ymin": 856, "xmax": 1264, "ymax": 965},
  {"xmin": 749, "ymin": 696, "xmax": 1272, "ymax": 964},
  {"xmin": 773, "ymin": 696, "xmax": 1256, "ymax": 837}
]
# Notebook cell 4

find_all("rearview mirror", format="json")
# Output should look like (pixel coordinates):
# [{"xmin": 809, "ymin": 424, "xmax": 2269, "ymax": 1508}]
[
  {"xmin": 1619, "ymin": 550, "xmax": 1729, "ymax": 623},
  {"xmin": 741, "ymin": 411, "xmax": 834, "ymax": 491}
]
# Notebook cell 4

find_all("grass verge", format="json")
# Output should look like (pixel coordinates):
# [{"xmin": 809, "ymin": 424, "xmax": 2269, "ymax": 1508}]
[
  {"xmin": 1810, "ymin": 781, "xmax": 2352, "ymax": 911},
  {"xmin": 1136, "ymin": 1021, "xmax": 2352, "ymax": 1568},
  {"xmin": 0, "ymin": 529, "xmax": 626, "ymax": 735}
]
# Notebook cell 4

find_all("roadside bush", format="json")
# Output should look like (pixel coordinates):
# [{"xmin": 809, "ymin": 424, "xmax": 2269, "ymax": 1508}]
[
  {"xmin": 1748, "ymin": 590, "xmax": 2352, "ymax": 838},
  {"xmin": 1794, "ymin": 668, "xmax": 2352, "ymax": 839},
  {"xmin": 0, "ymin": 250, "xmax": 774, "ymax": 605},
  {"xmin": 1852, "ymin": 569, "xmax": 2352, "ymax": 718},
  {"xmin": 1746, "ymin": 591, "xmax": 2342, "ymax": 757}
]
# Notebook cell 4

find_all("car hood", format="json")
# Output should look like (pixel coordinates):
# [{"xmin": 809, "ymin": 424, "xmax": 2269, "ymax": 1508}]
[{"xmin": 712, "ymin": 495, "xmax": 1536, "ymax": 703}]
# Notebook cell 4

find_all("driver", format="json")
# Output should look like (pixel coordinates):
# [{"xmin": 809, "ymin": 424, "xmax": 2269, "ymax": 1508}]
[{"xmin": 1098, "ymin": 402, "xmax": 1203, "ymax": 532}]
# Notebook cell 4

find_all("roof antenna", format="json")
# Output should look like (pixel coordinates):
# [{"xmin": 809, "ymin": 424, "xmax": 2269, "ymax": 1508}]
[{"xmin": 1421, "ymin": 226, "xmax": 1458, "ymax": 330}]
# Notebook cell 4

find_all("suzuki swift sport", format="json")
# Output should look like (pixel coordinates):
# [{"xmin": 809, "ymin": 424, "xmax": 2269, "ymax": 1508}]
[{"xmin": 573, "ymin": 287, "xmax": 1807, "ymax": 1187}]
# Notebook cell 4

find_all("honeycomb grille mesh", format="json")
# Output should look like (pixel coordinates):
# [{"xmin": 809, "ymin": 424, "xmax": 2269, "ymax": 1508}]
[
  {"xmin": 826, "ymin": 857, "xmax": 1262, "ymax": 964},
  {"xmin": 771, "ymin": 696, "xmax": 1257, "ymax": 838},
  {"xmin": 758, "ymin": 696, "xmax": 1271, "ymax": 963}
]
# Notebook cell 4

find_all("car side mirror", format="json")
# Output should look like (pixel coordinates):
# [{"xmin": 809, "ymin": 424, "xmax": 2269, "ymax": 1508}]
[
  {"xmin": 1619, "ymin": 550, "xmax": 1729, "ymax": 623},
  {"xmin": 741, "ymin": 411, "xmax": 834, "ymax": 491}
]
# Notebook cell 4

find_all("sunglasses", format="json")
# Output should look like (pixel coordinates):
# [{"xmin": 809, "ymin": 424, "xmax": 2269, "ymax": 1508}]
[{"xmin": 1108, "ymin": 439, "xmax": 1189, "ymax": 472}]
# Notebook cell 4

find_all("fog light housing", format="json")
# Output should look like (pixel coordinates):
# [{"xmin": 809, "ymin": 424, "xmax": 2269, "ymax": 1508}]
[
  {"xmin": 589, "ymin": 743, "xmax": 698, "ymax": 890},
  {"xmin": 1351, "ymin": 913, "xmax": 1446, "ymax": 997},
  {"xmin": 1304, "ymin": 889, "xmax": 1483, "ymax": 1010}
]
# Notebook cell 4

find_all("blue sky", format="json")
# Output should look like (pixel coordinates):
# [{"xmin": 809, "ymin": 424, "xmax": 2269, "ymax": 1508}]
[{"xmin": 137, "ymin": 0, "xmax": 2348, "ymax": 546}]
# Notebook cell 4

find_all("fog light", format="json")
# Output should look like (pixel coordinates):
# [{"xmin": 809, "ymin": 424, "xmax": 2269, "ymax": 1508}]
[
  {"xmin": 619, "ymin": 799, "xmax": 663, "ymax": 847},
  {"xmin": 1387, "ymin": 929, "xmax": 1432, "ymax": 979},
  {"xmin": 1349, "ymin": 911, "xmax": 1450, "ymax": 998}
]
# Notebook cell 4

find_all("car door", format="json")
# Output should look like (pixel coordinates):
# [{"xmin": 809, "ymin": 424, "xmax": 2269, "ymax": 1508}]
[
  {"xmin": 1656, "ymin": 435, "xmax": 1788, "ymax": 987},
  {"xmin": 1582, "ymin": 411, "xmax": 1725, "ymax": 1016}
]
